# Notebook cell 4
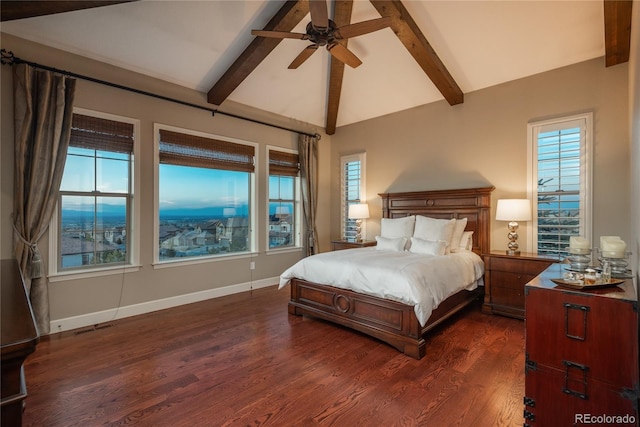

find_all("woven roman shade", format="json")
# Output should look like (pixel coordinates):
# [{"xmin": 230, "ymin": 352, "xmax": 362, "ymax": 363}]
[
  {"xmin": 70, "ymin": 114, "xmax": 134, "ymax": 154},
  {"xmin": 269, "ymin": 150, "xmax": 299, "ymax": 177},
  {"xmin": 159, "ymin": 129, "xmax": 255, "ymax": 172}
]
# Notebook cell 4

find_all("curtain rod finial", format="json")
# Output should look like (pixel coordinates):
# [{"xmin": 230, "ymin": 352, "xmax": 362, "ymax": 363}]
[{"xmin": 1, "ymin": 49, "xmax": 15, "ymax": 66}]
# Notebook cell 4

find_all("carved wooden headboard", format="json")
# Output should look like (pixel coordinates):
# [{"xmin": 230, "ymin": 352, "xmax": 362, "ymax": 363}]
[{"xmin": 378, "ymin": 187, "xmax": 494, "ymax": 256}]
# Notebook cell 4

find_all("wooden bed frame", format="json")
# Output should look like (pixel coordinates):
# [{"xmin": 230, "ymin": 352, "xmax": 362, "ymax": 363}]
[{"xmin": 288, "ymin": 187, "xmax": 494, "ymax": 359}]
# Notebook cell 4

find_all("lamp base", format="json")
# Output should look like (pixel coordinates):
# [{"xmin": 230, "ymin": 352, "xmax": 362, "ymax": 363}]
[
  {"xmin": 354, "ymin": 219, "xmax": 362, "ymax": 243},
  {"xmin": 505, "ymin": 221, "xmax": 520, "ymax": 256}
]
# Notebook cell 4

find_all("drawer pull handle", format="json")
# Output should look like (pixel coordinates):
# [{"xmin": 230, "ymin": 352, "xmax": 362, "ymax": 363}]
[
  {"xmin": 564, "ymin": 303, "xmax": 590, "ymax": 341},
  {"xmin": 524, "ymin": 410, "xmax": 536, "ymax": 421},
  {"xmin": 562, "ymin": 360, "xmax": 589, "ymax": 400}
]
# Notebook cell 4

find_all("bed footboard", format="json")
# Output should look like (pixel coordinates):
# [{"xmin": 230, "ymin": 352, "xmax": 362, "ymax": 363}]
[{"xmin": 289, "ymin": 278, "xmax": 482, "ymax": 359}]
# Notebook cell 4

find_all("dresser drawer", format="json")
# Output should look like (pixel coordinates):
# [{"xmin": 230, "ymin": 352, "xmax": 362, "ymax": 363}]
[
  {"xmin": 489, "ymin": 257, "xmax": 552, "ymax": 276},
  {"xmin": 489, "ymin": 269, "xmax": 534, "ymax": 312},
  {"xmin": 525, "ymin": 286, "xmax": 639, "ymax": 387},
  {"xmin": 524, "ymin": 364, "xmax": 638, "ymax": 426},
  {"xmin": 491, "ymin": 286, "xmax": 525, "ymax": 310},
  {"xmin": 491, "ymin": 271, "xmax": 535, "ymax": 290}
]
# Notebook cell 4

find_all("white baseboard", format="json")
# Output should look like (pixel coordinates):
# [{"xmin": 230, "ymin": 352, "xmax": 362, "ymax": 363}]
[{"xmin": 49, "ymin": 277, "xmax": 279, "ymax": 334}]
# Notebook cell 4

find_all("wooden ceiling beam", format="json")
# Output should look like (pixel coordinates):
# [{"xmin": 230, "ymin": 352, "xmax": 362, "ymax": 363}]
[
  {"xmin": 369, "ymin": 0, "xmax": 463, "ymax": 106},
  {"xmin": 325, "ymin": 0, "xmax": 353, "ymax": 135},
  {"xmin": 0, "ymin": 1, "xmax": 136, "ymax": 22},
  {"xmin": 603, "ymin": 0, "xmax": 633, "ymax": 67},
  {"xmin": 207, "ymin": 0, "xmax": 308, "ymax": 106}
]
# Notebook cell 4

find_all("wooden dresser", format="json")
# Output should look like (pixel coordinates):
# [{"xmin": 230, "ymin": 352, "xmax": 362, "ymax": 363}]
[
  {"xmin": 524, "ymin": 263, "xmax": 639, "ymax": 425},
  {"xmin": 482, "ymin": 251, "xmax": 557, "ymax": 319},
  {"xmin": 1, "ymin": 259, "xmax": 40, "ymax": 427}
]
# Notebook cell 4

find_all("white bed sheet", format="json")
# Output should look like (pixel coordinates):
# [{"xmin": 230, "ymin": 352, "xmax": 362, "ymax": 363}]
[{"xmin": 279, "ymin": 247, "xmax": 485, "ymax": 326}]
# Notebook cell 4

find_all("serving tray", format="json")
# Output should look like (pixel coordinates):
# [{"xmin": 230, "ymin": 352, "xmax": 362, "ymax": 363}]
[{"xmin": 551, "ymin": 278, "xmax": 625, "ymax": 290}]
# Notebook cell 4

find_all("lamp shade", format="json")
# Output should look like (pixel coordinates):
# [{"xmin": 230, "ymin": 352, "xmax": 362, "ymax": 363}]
[
  {"xmin": 496, "ymin": 199, "xmax": 531, "ymax": 221},
  {"xmin": 348, "ymin": 203, "xmax": 370, "ymax": 219}
]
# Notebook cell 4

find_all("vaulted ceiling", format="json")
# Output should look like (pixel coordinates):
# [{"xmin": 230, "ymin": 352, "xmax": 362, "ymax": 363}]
[{"xmin": 1, "ymin": 1, "xmax": 633, "ymax": 135}]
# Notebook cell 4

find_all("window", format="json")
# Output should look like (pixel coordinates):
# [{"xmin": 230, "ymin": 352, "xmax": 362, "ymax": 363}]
[
  {"xmin": 156, "ymin": 127, "xmax": 255, "ymax": 262},
  {"xmin": 527, "ymin": 113, "xmax": 592, "ymax": 257},
  {"xmin": 55, "ymin": 111, "xmax": 137, "ymax": 272},
  {"xmin": 340, "ymin": 153, "xmax": 366, "ymax": 240},
  {"xmin": 268, "ymin": 148, "xmax": 300, "ymax": 249}
]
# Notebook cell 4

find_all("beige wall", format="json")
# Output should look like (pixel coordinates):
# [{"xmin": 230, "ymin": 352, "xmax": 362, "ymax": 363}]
[
  {"xmin": 1, "ymin": 34, "xmax": 332, "ymax": 329},
  {"xmin": 331, "ymin": 58, "xmax": 631, "ymax": 255}
]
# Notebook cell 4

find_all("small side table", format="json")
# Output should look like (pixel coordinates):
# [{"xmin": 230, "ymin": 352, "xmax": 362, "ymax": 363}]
[
  {"xmin": 331, "ymin": 239, "xmax": 376, "ymax": 251},
  {"xmin": 482, "ymin": 251, "xmax": 558, "ymax": 319}
]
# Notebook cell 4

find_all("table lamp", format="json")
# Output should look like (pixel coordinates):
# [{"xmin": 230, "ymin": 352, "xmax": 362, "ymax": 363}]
[
  {"xmin": 496, "ymin": 199, "xmax": 531, "ymax": 255},
  {"xmin": 348, "ymin": 203, "xmax": 370, "ymax": 242}
]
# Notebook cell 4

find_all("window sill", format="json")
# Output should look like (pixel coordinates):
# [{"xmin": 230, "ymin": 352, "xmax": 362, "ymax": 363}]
[
  {"xmin": 152, "ymin": 252, "xmax": 259, "ymax": 269},
  {"xmin": 266, "ymin": 247, "xmax": 303, "ymax": 255},
  {"xmin": 48, "ymin": 264, "xmax": 142, "ymax": 282}
]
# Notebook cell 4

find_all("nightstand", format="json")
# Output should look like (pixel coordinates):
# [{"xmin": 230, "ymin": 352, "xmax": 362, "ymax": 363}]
[
  {"xmin": 482, "ymin": 251, "xmax": 558, "ymax": 319},
  {"xmin": 331, "ymin": 239, "xmax": 376, "ymax": 251}
]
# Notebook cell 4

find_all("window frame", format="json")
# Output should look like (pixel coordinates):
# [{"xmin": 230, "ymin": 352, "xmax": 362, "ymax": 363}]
[
  {"xmin": 340, "ymin": 152, "xmax": 366, "ymax": 241},
  {"xmin": 526, "ymin": 112, "xmax": 593, "ymax": 255},
  {"xmin": 48, "ymin": 108, "xmax": 141, "ymax": 280},
  {"xmin": 266, "ymin": 146, "xmax": 301, "ymax": 252},
  {"xmin": 153, "ymin": 123, "xmax": 258, "ymax": 267}
]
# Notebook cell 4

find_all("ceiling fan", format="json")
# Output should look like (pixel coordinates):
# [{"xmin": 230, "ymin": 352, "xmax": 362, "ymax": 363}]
[{"xmin": 251, "ymin": 0, "xmax": 391, "ymax": 69}]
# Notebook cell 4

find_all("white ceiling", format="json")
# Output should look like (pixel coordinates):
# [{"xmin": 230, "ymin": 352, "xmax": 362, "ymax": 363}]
[{"xmin": 1, "ymin": 0, "xmax": 606, "ymax": 131}]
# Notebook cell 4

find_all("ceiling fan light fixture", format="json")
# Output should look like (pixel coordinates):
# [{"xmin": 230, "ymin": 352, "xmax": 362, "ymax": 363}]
[
  {"xmin": 305, "ymin": 20, "xmax": 337, "ymax": 46},
  {"xmin": 250, "ymin": 0, "xmax": 390, "ymax": 69}
]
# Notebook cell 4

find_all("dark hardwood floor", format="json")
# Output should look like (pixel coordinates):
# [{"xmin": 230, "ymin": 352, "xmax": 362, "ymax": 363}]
[{"xmin": 22, "ymin": 285, "xmax": 525, "ymax": 426}]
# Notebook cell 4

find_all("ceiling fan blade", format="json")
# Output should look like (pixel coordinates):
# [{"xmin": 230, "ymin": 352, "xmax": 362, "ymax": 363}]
[
  {"xmin": 327, "ymin": 43, "xmax": 362, "ymax": 68},
  {"xmin": 251, "ymin": 30, "xmax": 308, "ymax": 40},
  {"xmin": 308, "ymin": 0, "xmax": 329, "ymax": 29},
  {"xmin": 335, "ymin": 17, "xmax": 392, "ymax": 39},
  {"xmin": 288, "ymin": 45, "xmax": 318, "ymax": 69}
]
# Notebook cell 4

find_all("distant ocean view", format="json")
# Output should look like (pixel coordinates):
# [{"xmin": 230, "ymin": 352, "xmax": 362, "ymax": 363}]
[
  {"xmin": 61, "ymin": 204, "xmax": 252, "ymax": 222},
  {"xmin": 62, "ymin": 199, "xmax": 576, "ymax": 224}
]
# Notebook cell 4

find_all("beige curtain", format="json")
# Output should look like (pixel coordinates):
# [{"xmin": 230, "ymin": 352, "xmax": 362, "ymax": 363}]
[
  {"xmin": 13, "ymin": 63, "xmax": 76, "ymax": 334},
  {"xmin": 298, "ymin": 134, "xmax": 319, "ymax": 256}
]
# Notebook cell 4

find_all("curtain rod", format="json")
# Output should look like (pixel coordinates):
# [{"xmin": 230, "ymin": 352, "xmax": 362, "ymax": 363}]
[{"xmin": 1, "ymin": 49, "xmax": 321, "ymax": 140}]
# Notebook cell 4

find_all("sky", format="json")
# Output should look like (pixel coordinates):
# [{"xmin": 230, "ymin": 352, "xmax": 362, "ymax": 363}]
[
  {"xmin": 159, "ymin": 164, "xmax": 249, "ymax": 211},
  {"xmin": 60, "ymin": 148, "xmax": 250, "ymax": 213}
]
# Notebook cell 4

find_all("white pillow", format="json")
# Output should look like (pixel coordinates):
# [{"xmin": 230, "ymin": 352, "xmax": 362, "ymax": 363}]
[
  {"xmin": 409, "ymin": 237, "xmax": 447, "ymax": 256},
  {"xmin": 413, "ymin": 216, "xmax": 456, "ymax": 253},
  {"xmin": 457, "ymin": 231, "xmax": 474, "ymax": 251},
  {"xmin": 380, "ymin": 215, "xmax": 415, "ymax": 239},
  {"xmin": 450, "ymin": 217, "xmax": 467, "ymax": 251},
  {"xmin": 375, "ymin": 236, "xmax": 407, "ymax": 252}
]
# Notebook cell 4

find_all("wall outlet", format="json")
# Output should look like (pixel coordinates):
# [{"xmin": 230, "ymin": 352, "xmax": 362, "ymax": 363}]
[{"xmin": 250, "ymin": 261, "xmax": 255, "ymax": 270}]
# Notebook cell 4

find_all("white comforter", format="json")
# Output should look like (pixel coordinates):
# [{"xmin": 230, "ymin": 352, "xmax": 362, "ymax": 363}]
[{"xmin": 279, "ymin": 247, "xmax": 484, "ymax": 326}]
